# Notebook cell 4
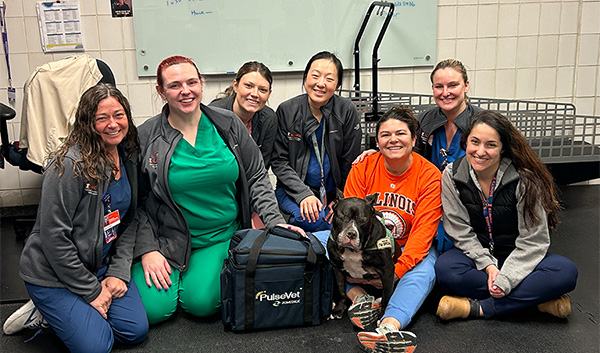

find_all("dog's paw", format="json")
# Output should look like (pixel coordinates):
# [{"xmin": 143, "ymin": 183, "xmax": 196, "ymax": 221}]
[
  {"xmin": 328, "ymin": 312, "xmax": 344, "ymax": 320},
  {"xmin": 330, "ymin": 302, "xmax": 347, "ymax": 320}
]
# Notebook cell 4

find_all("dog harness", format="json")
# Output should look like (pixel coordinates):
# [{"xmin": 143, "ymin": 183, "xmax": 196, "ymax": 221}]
[{"xmin": 364, "ymin": 215, "xmax": 395, "ymax": 255}]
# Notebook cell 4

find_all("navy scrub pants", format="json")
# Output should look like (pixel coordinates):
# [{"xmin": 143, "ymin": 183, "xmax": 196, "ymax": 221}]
[
  {"xmin": 25, "ymin": 279, "xmax": 148, "ymax": 353},
  {"xmin": 435, "ymin": 247, "xmax": 578, "ymax": 318}
]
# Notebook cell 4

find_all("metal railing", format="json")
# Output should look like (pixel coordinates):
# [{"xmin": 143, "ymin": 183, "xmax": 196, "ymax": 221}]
[{"xmin": 339, "ymin": 89, "xmax": 600, "ymax": 165}]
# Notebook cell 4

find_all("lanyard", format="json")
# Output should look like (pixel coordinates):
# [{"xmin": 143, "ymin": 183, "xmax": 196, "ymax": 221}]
[
  {"xmin": 102, "ymin": 193, "xmax": 112, "ymax": 213},
  {"xmin": 0, "ymin": 1, "xmax": 14, "ymax": 104},
  {"xmin": 310, "ymin": 119, "xmax": 327, "ymax": 205},
  {"xmin": 479, "ymin": 175, "xmax": 497, "ymax": 255}
]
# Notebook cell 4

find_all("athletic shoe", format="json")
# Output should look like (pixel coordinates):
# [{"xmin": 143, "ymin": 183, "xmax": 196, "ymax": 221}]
[
  {"xmin": 357, "ymin": 323, "xmax": 417, "ymax": 353},
  {"xmin": 3, "ymin": 300, "xmax": 48, "ymax": 335},
  {"xmin": 537, "ymin": 295, "xmax": 571, "ymax": 318},
  {"xmin": 348, "ymin": 294, "xmax": 382, "ymax": 329}
]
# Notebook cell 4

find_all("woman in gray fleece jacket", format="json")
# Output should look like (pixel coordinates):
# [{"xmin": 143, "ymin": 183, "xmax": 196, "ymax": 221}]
[
  {"xmin": 434, "ymin": 110, "xmax": 578, "ymax": 321},
  {"xmin": 7, "ymin": 84, "xmax": 148, "ymax": 352},
  {"xmin": 131, "ymin": 56, "xmax": 301, "ymax": 325}
]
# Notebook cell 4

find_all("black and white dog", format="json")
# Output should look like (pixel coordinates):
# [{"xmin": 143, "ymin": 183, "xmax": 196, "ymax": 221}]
[{"xmin": 327, "ymin": 194, "xmax": 396, "ymax": 320}]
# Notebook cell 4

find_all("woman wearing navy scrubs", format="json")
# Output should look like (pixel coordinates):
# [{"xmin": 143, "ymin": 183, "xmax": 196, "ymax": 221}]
[
  {"xmin": 271, "ymin": 51, "xmax": 362, "ymax": 232},
  {"xmin": 10, "ymin": 84, "xmax": 148, "ymax": 353}
]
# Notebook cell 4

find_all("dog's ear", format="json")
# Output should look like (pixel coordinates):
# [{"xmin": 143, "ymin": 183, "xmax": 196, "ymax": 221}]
[
  {"xmin": 365, "ymin": 193, "xmax": 378, "ymax": 206},
  {"xmin": 332, "ymin": 188, "xmax": 344, "ymax": 212},
  {"xmin": 335, "ymin": 188, "xmax": 344, "ymax": 201}
]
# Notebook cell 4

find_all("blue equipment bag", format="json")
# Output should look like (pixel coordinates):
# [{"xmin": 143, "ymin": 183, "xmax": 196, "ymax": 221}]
[{"xmin": 221, "ymin": 226, "xmax": 333, "ymax": 331}]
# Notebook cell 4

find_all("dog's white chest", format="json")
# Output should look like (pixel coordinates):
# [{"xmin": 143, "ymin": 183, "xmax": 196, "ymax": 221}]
[{"xmin": 340, "ymin": 251, "xmax": 369, "ymax": 279}]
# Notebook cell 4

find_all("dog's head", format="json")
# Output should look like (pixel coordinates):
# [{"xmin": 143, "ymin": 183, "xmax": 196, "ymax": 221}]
[{"xmin": 331, "ymin": 194, "xmax": 380, "ymax": 252}]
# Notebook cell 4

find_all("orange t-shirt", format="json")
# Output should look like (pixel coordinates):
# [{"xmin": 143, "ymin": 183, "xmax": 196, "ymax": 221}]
[{"xmin": 344, "ymin": 152, "xmax": 442, "ymax": 280}]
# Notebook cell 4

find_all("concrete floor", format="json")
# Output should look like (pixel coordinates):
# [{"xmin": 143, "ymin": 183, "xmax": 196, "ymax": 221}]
[{"xmin": 1, "ymin": 185, "xmax": 598, "ymax": 353}]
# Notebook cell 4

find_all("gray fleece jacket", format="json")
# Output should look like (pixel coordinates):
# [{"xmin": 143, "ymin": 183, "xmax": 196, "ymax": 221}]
[
  {"xmin": 209, "ymin": 95, "xmax": 277, "ymax": 170},
  {"xmin": 133, "ymin": 104, "xmax": 284, "ymax": 272},
  {"xmin": 20, "ymin": 145, "xmax": 139, "ymax": 303},
  {"xmin": 441, "ymin": 157, "xmax": 550, "ymax": 294},
  {"xmin": 271, "ymin": 93, "xmax": 362, "ymax": 204},
  {"xmin": 415, "ymin": 103, "xmax": 482, "ymax": 161}
]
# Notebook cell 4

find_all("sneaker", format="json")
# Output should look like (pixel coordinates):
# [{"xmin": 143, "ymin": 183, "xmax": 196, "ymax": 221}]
[
  {"xmin": 348, "ymin": 294, "xmax": 382, "ymax": 329},
  {"xmin": 3, "ymin": 300, "xmax": 48, "ymax": 335},
  {"xmin": 357, "ymin": 323, "xmax": 417, "ymax": 353},
  {"xmin": 537, "ymin": 295, "xmax": 571, "ymax": 318}
]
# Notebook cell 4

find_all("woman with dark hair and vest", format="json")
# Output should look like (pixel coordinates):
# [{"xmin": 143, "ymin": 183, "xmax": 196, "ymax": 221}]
[
  {"xmin": 131, "ymin": 56, "xmax": 301, "ymax": 325},
  {"xmin": 271, "ymin": 51, "xmax": 362, "ymax": 232},
  {"xmin": 435, "ymin": 110, "xmax": 578, "ymax": 321}
]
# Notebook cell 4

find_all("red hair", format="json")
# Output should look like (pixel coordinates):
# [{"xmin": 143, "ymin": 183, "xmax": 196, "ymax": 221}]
[{"xmin": 156, "ymin": 55, "xmax": 202, "ymax": 88}]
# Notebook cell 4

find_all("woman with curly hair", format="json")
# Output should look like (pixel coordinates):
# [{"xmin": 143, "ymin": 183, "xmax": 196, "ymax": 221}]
[
  {"xmin": 435, "ymin": 110, "xmax": 578, "ymax": 321},
  {"xmin": 4, "ymin": 83, "xmax": 148, "ymax": 353}
]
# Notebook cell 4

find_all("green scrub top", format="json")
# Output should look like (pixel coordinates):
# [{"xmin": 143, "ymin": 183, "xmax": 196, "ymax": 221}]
[{"xmin": 168, "ymin": 113, "xmax": 239, "ymax": 248}]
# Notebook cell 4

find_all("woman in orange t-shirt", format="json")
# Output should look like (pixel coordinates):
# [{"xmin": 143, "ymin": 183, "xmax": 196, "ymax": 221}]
[{"xmin": 342, "ymin": 106, "xmax": 442, "ymax": 353}]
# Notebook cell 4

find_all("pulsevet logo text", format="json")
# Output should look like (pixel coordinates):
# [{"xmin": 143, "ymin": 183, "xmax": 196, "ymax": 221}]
[{"xmin": 255, "ymin": 289, "xmax": 302, "ymax": 307}]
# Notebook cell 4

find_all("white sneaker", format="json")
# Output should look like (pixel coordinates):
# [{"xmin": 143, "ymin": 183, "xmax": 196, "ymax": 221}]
[
  {"xmin": 3, "ymin": 300, "xmax": 48, "ymax": 335},
  {"xmin": 357, "ymin": 324, "xmax": 417, "ymax": 353}
]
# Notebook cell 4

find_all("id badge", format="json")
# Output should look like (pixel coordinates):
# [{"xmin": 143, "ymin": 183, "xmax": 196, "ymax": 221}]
[
  {"xmin": 8, "ymin": 87, "xmax": 15, "ymax": 104},
  {"xmin": 103, "ymin": 210, "xmax": 120, "ymax": 243},
  {"xmin": 319, "ymin": 184, "xmax": 327, "ymax": 205}
]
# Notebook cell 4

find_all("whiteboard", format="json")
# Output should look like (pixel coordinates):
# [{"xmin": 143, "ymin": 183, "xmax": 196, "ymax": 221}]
[{"xmin": 133, "ymin": 0, "xmax": 437, "ymax": 76}]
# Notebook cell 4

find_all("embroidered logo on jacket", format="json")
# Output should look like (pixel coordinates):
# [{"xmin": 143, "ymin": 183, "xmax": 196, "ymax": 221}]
[
  {"xmin": 84, "ymin": 183, "xmax": 98, "ymax": 196},
  {"xmin": 149, "ymin": 151, "xmax": 158, "ymax": 169},
  {"xmin": 420, "ymin": 132, "xmax": 432, "ymax": 146},
  {"xmin": 287, "ymin": 132, "xmax": 301, "ymax": 141}
]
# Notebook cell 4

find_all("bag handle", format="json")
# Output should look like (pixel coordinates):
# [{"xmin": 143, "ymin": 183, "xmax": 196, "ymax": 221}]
[{"xmin": 244, "ymin": 227, "xmax": 317, "ymax": 329}]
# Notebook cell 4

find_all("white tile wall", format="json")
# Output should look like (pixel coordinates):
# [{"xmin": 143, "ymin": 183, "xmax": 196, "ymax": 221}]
[
  {"xmin": 477, "ymin": 5, "xmax": 498, "ymax": 38},
  {"xmin": 535, "ymin": 67, "xmax": 558, "ymax": 99},
  {"xmin": 497, "ymin": 4, "xmax": 519, "ymax": 37},
  {"xmin": 537, "ymin": 35, "xmax": 559, "ymax": 67},
  {"xmin": 517, "ymin": 36, "xmax": 539, "ymax": 68},
  {"xmin": 496, "ymin": 37, "xmax": 518, "ymax": 69},
  {"xmin": 574, "ymin": 97, "xmax": 597, "ymax": 116},
  {"xmin": 580, "ymin": 2, "xmax": 600, "ymax": 34},
  {"xmin": 456, "ymin": 6, "xmax": 478, "ymax": 39},
  {"xmin": 559, "ymin": 2, "xmax": 579, "ymax": 34},
  {"xmin": 557, "ymin": 34, "xmax": 578, "ymax": 66},
  {"xmin": 0, "ymin": 0, "xmax": 598, "ymax": 206},
  {"xmin": 516, "ymin": 68, "xmax": 537, "ymax": 99},
  {"xmin": 578, "ymin": 35, "xmax": 600, "ymax": 66},
  {"xmin": 576, "ymin": 66, "xmax": 598, "ymax": 97},
  {"xmin": 518, "ymin": 3, "xmax": 541, "ymax": 36},
  {"xmin": 475, "ymin": 38, "xmax": 497, "ymax": 70},
  {"xmin": 436, "ymin": 39, "xmax": 456, "ymax": 61},
  {"xmin": 539, "ymin": 2, "xmax": 561, "ymax": 35},
  {"xmin": 437, "ymin": 7, "xmax": 457, "ymax": 40},
  {"xmin": 6, "ymin": 18, "xmax": 27, "ymax": 53},
  {"xmin": 495, "ymin": 69, "xmax": 517, "ymax": 99},
  {"xmin": 556, "ymin": 66, "xmax": 575, "ymax": 97},
  {"xmin": 473, "ymin": 70, "xmax": 495, "ymax": 98}
]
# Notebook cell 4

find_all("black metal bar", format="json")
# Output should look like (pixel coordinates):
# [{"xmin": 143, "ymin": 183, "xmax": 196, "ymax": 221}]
[
  {"xmin": 352, "ymin": 1, "xmax": 395, "ymax": 117},
  {"xmin": 0, "ymin": 102, "xmax": 16, "ymax": 168}
]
